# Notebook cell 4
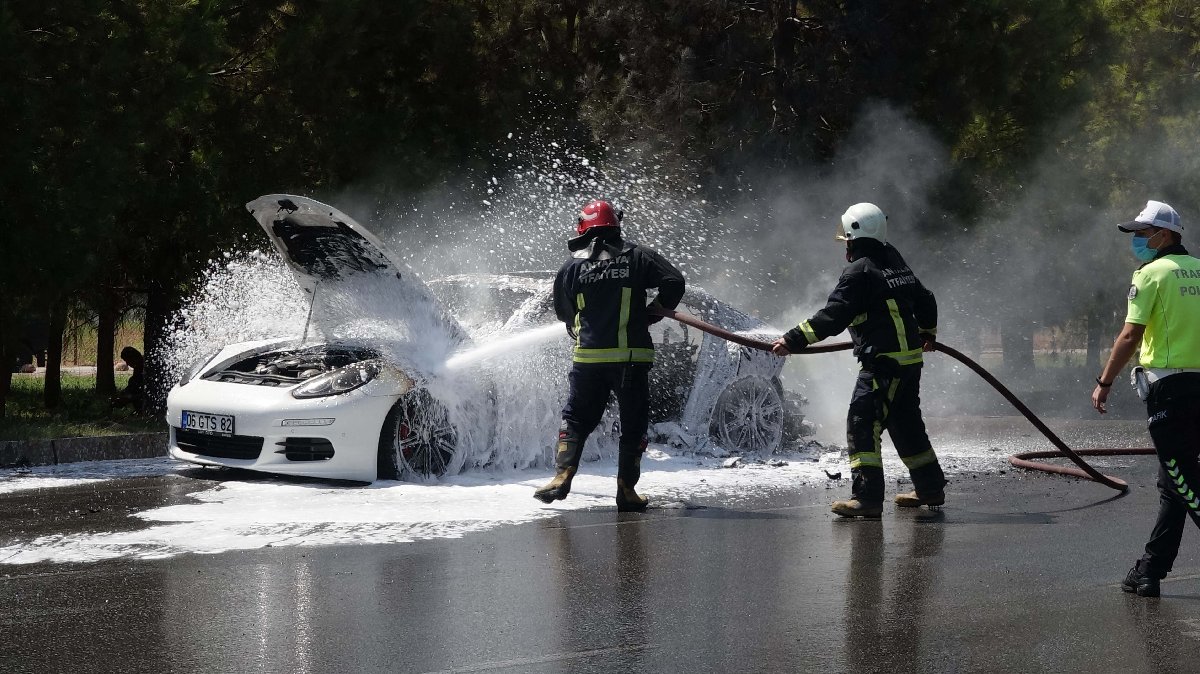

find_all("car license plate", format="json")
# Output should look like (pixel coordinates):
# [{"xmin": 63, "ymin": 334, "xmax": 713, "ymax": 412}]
[{"xmin": 181, "ymin": 410, "xmax": 235, "ymax": 436}]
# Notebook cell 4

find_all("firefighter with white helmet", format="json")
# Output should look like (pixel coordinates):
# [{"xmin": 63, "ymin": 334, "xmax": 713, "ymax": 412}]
[
  {"xmin": 534, "ymin": 199, "xmax": 685, "ymax": 511},
  {"xmin": 772, "ymin": 202, "xmax": 946, "ymax": 518}
]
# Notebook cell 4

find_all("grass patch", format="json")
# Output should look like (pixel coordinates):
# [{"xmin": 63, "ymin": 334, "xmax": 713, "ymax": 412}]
[
  {"xmin": 0, "ymin": 374, "xmax": 165, "ymax": 441},
  {"xmin": 60, "ymin": 319, "xmax": 144, "ymax": 366}
]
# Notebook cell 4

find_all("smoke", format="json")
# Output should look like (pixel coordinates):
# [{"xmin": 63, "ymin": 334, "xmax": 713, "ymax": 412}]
[
  {"xmin": 166, "ymin": 94, "xmax": 1200, "ymax": 456},
  {"xmin": 158, "ymin": 251, "xmax": 309, "ymax": 402},
  {"xmin": 327, "ymin": 132, "xmax": 741, "ymax": 286},
  {"xmin": 322, "ymin": 105, "xmax": 956, "ymax": 443},
  {"xmin": 718, "ymin": 104, "xmax": 952, "ymax": 440}
]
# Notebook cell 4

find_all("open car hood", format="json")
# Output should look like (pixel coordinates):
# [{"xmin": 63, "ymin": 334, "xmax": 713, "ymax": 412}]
[
  {"xmin": 247, "ymin": 194, "xmax": 408, "ymax": 291},
  {"xmin": 245, "ymin": 194, "xmax": 468, "ymax": 345}
]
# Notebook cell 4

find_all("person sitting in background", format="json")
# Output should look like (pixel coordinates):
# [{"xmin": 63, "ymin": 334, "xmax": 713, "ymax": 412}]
[{"xmin": 113, "ymin": 346, "xmax": 144, "ymax": 410}]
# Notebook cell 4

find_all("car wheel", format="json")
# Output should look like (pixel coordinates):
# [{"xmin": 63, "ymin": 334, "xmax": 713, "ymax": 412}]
[
  {"xmin": 378, "ymin": 389, "xmax": 460, "ymax": 480},
  {"xmin": 710, "ymin": 375, "xmax": 784, "ymax": 453}
]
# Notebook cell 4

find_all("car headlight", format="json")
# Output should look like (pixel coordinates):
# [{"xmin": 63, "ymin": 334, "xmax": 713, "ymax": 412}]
[
  {"xmin": 291, "ymin": 360, "xmax": 382, "ymax": 399},
  {"xmin": 179, "ymin": 349, "xmax": 222, "ymax": 387}
]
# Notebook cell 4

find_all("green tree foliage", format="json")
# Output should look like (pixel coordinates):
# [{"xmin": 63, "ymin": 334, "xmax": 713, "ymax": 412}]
[
  {"xmin": 575, "ymin": 2, "xmax": 1110, "ymax": 200},
  {"xmin": 1084, "ymin": 1, "xmax": 1200, "ymax": 209},
  {"xmin": 0, "ymin": 2, "xmax": 111, "ymax": 414},
  {"xmin": 3, "ymin": 0, "xmax": 1200, "ymax": 418}
]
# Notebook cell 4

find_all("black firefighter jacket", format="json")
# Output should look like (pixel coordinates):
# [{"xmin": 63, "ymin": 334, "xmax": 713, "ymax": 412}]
[
  {"xmin": 784, "ymin": 239, "xmax": 937, "ymax": 367},
  {"xmin": 554, "ymin": 228, "xmax": 685, "ymax": 365}
]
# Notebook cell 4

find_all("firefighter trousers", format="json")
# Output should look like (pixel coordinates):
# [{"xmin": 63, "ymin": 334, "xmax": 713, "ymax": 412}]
[
  {"xmin": 559, "ymin": 363, "xmax": 650, "ymax": 485},
  {"xmin": 846, "ymin": 363, "xmax": 945, "ymax": 503}
]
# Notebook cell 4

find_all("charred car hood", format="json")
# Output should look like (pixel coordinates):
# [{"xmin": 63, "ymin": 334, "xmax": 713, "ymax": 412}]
[
  {"xmin": 247, "ymin": 195, "xmax": 407, "ymax": 290},
  {"xmin": 245, "ymin": 194, "xmax": 469, "ymax": 345}
]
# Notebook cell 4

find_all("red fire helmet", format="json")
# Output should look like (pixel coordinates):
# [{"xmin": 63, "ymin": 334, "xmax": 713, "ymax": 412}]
[{"xmin": 576, "ymin": 199, "xmax": 622, "ymax": 235}]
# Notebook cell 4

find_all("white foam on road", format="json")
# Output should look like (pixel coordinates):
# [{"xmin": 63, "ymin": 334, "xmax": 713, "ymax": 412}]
[
  {"xmin": 0, "ymin": 458, "xmax": 179, "ymax": 495},
  {"xmin": 0, "ymin": 446, "xmax": 1009, "ymax": 565}
]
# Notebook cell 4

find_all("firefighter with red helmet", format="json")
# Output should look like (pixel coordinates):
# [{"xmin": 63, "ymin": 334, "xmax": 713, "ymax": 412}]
[
  {"xmin": 772, "ymin": 203, "xmax": 946, "ymax": 518},
  {"xmin": 534, "ymin": 199, "xmax": 686, "ymax": 511}
]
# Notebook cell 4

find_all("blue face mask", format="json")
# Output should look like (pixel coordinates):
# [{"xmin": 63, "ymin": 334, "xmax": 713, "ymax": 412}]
[{"xmin": 1132, "ymin": 233, "xmax": 1159, "ymax": 262}]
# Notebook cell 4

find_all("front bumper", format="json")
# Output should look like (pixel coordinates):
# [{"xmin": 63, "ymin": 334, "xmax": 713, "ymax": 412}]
[{"xmin": 166, "ymin": 378, "xmax": 397, "ymax": 483}]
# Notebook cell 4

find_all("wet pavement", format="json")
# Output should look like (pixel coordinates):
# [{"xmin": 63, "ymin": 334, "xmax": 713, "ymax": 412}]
[{"xmin": 3, "ymin": 446, "xmax": 1200, "ymax": 673}]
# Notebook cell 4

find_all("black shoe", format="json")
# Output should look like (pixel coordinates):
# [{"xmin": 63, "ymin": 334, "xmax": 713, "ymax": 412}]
[{"xmin": 1122, "ymin": 563, "xmax": 1161, "ymax": 597}]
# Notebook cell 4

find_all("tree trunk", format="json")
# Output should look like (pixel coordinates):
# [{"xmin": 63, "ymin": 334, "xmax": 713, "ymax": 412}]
[
  {"xmin": 1001, "ymin": 322, "xmax": 1035, "ymax": 373},
  {"xmin": 1086, "ymin": 303, "xmax": 1108, "ymax": 370},
  {"xmin": 43, "ymin": 301, "xmax": 66, "ymax": 409},
  {"xmin": 143, "ymin": 284, "xmax": 175, "ymax": 414},
  {"xmin": 771, "ymin": 1, "xmax": 796, "ymax": 127},
  {"xmin": 0, "ymin": 320, "xmax": 10, "ymax": 420},
  {"xmin": 95, "ymin": 294, "xmax": 118, "ymax": 399},
  {"xmin": 962, "ymin": 325, "xmax": 983, "ymax": 360}
]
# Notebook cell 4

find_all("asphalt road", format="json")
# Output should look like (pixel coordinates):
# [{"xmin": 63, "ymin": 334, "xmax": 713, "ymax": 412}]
[{"xmin": 3, "ymin": 454, "xmax": 1200, "ymax": 673}]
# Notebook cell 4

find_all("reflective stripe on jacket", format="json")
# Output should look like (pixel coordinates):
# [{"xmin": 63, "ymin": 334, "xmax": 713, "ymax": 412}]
[
  {"xmin": 784, "ymin": 240, "xmax": 936, "ymax": 366},
  {"xmin": 554, "ymin": 230, "xmax": 685, "ymax": 364}
]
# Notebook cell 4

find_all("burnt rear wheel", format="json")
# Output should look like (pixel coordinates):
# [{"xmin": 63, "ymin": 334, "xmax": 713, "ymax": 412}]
[
  {"xmin": 710, "ymin": 375, "xmax": 785, "ymax": 454},
  {"xmin": 378, "ymin": 389, "xmax": 460, "ymax": 480}
]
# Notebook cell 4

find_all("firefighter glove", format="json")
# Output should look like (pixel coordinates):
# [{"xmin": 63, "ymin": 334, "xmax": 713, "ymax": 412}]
[
  {"xmin": 646, "ymin": 301, "xmax": 665, "ymax": 325},
  {"xmin": 919, "ymin": 331, "xmax": 936, "ymax": 352}
]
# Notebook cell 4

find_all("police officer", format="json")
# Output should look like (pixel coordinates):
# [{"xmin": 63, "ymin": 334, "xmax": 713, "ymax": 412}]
[
  {"xmin": 772, "ymin": 203, "xmax": 946, "ymax": 518},
  {"xmin": 1093, "ymin": 200, "xmax": 1200, "ymax": 598},
  {"xmin": 534, "ymin": 200, "xmax": 685, "ymax": 511}
]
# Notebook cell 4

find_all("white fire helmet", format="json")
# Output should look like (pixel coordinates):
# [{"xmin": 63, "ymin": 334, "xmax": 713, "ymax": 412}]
[{"xmin": 837, "ymin": 202, "xmax": 887, "ymax": 243}]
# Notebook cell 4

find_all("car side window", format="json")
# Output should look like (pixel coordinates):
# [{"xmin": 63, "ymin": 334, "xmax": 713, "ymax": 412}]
[
  {"xmin": 648, "ymin": 304, "xmax": 702, "ymax": 422},
  {"xmin": 650, "ymin": 318, "xmax": 700, "ymax": 364},
  {"xmin": 431, "ymin": 281, "xmax": 536, "ymax": 333}
]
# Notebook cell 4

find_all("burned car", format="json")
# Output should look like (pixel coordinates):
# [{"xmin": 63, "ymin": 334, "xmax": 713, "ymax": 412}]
[
  {"xmin": 165, "ymin": 195, "xmax": 801, "ymax": 483},
  {"xmin": 427, "ymin": 273, "xmax": 801, "ymax": 457}
]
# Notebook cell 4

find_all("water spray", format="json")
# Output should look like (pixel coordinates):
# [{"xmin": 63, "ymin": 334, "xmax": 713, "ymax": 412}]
[
  {"xmin": 650, "ymin": 307, "xmax": 1152, "ymax": 493},
  {"xmin": 443, "ymin": 323, "xmax": 565, "ymax": 371}
]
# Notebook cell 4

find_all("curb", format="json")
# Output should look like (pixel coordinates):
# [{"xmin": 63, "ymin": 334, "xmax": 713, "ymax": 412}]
[{"xmin": 0, "ymin": 433, "xmax": 168, "ymax": 469}]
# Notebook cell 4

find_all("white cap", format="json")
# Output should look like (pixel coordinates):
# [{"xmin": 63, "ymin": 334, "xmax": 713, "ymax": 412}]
[{"xmin": 1118, "ymin": 200, "xmax": 1183, "ymax": 235}]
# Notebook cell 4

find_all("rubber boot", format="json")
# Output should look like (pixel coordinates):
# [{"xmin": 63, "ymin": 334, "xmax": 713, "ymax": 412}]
[
  {"xmin": 831, "ymin": 499, "xmax": 883, "ymax": 518},
  {"xmin": 616, "ymin": 478, "xmax": 648, "ymax": 512},
  {"xmin": 616, "ymin": 441, "xmax": 648, "ymax": 512},
  {"xmin": 1122, "ymin": 560, "xmax": 1161, "ymax": 597},
  {"xmin": 534, "ymin": 423, "xmax": 583, "ymax": 503},
  {"xmin": 900, "ymin": 466, "xmax": 948, "ymax": 508},
  {"xmin": 894, "ymin": 490, "xmax": 945, "ymax": 508},
  {"xmin": 534, "ymin": 466, "xmax": 577, "ymax": 503}
]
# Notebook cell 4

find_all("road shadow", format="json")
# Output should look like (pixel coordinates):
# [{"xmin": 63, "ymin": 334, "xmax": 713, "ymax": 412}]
[{"xmin": 172, "ymin": 465, "xmax": 368, "ymax": 489}]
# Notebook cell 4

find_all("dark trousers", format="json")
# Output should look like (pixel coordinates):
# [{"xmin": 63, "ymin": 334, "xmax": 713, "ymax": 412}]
[
  {"xmin": 560, "ymin": 363, "xmax": 650, "ymax": 482},
  {"xmin": 846, "ymin": 363, "xmax": 945, "ymax": 502},
  {"xmin": 1139, "ymin": 380, "xmax": 1200, "ymax": 578}
]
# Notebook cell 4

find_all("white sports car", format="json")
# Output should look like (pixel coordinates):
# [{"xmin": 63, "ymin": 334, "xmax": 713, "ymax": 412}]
[{"xmin": 165, "ymin": 195, "xmax": 801, "ymax": 483}]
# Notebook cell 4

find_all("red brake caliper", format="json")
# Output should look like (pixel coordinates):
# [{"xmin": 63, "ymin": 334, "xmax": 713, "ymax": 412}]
[{"xmin": 399, "ymin": 422, "xmax": 413, "ymax": 458}]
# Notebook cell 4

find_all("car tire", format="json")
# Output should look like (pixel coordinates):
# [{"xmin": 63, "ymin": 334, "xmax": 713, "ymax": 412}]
[
  {"xmin": 709, "ymin": 375, "xmax": 785, "ymax": 454},
  {"xmin": 377, "ymin": 389, "xmax": 461, "ymax": 480}
]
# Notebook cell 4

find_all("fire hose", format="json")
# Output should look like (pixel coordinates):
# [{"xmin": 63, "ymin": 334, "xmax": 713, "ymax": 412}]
[{"xmin": 652, "ymin": 307, "xmax": 1154, "ymax": 493}]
